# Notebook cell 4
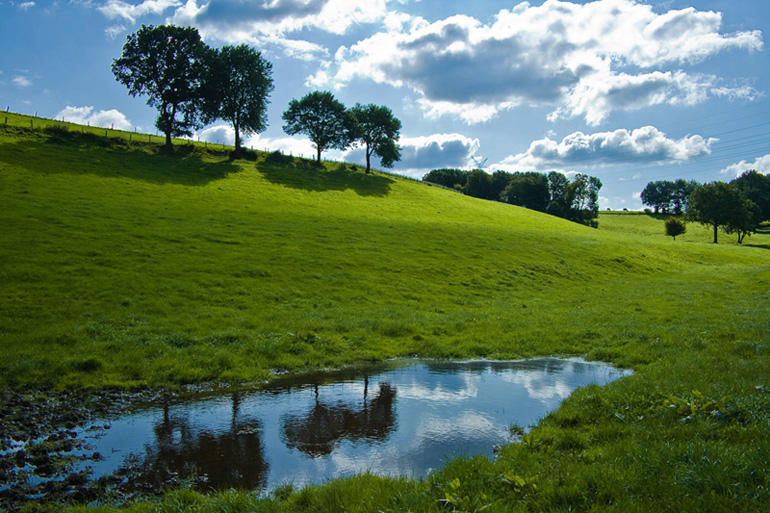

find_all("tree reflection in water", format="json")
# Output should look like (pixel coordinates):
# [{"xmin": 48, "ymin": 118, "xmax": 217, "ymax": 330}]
[
  {"xmin": 281, "ymin": 378, "xmax": 397, "ymax": 457},
  {"xmin": 123, "ymin": 393, "xmax": 268, "ymax": 492}
]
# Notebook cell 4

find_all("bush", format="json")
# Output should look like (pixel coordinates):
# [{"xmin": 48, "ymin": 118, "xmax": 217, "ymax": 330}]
[{"xmin": 664, "ymin": 217, "xmax": 686, "ymax": 240}]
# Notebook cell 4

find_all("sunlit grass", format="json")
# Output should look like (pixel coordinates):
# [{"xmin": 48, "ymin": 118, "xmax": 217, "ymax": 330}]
[{"xmin": 2, "ymin": 112, "xmax": 770, "ymax": 511}]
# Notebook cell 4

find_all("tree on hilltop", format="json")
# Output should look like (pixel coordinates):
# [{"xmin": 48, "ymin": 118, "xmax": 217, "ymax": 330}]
[
  {"xmin": 282, "ymin": 91, "xmax": 355, "ymax": 164},
  {"xmin": 350, "ymin": 103, "xmax": 401, "ymax": 174},
  {"xmin": 205, "ymin": 44, "xmax": 273, "ymax": 153},
  {"xmin": 112, "ymin": 25, "xmax": 211, "ymax": 148}
]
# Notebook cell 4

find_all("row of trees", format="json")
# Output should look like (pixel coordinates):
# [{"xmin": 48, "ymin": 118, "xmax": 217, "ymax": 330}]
[
  {"xmin": 112, "ymin": 25, "xmax": 402, "ymax": 173},
  {"xmin": 282, "ymin": 92, "xmax": 401, "ymax": 173},
  {"xmin": 112, "ymin": 25, "xmax": 273, "ymax": 150},
  {"xmin": 646, "ymin": 171, "xmax": 769, "ymax": 244},
  {"xmin": 423, "ymin": 169, "xmax": 602, "ymax": 227},
  {"xmin": 640, "ymin": 179, "xmax": 699, "ymax": 214},
  {"xmin": 686, "ymin": 176, "xmax": 766, "ymax": 244}
]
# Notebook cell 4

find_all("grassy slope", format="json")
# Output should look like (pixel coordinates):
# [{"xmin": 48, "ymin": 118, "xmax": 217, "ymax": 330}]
[{"xmin": 1, "ymin": 114, "xmax": 769, "ymax": 510}]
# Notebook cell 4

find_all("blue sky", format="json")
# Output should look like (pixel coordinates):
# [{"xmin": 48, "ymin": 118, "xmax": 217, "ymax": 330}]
[{"xmin": 2, "ymin": 0, "xmax": 769, "ymax": 209}]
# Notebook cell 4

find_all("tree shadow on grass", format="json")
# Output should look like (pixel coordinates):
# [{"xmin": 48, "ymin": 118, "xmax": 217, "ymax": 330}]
[
  {"xmin": 257, "ymin": 156, "xmax": 394, "ymax": 197},
  {"xmin": 0, "ymin": 128, "xmax": 240, "ymax": 186}
]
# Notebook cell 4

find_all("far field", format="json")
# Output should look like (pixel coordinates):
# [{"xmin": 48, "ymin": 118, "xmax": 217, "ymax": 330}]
[{"xmin": 1, "ymin": 113, "xmax": 769, "ymax": 511}]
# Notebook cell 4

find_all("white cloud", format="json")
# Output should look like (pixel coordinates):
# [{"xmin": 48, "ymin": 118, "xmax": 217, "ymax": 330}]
[
  {"xmin": 338, "ymin": 133, "xmax": 479, "ymax": 178},
  {"xmin": 55, "ymin": 106, "xmax": 133, "ymax": 131},
  {"xmin": 12, "ymin": 75, "xmax": 32, "ymax": 87},
  {"xmin": 315, "ymin": 0, "xmax": 762, "ymax": 124},
  {"xmin": 720, "ymin": 154, "xmax": 770, "ymax": 177},
  {"xmin": 198, "ymin": 124, "xmax": 320, "ymax": 157},
  {"xmin": 168, "ymin": 0, "xmax": 390, "ymax": 56},
  {"xmin": 14, "ymin": 1, "xmax": 35, "ymax": 10},
  {"xmin": 98, "ymin": 0, "xmax": 182, "ymax": 24},
  {"xmin": 496, "ymin": 126, "xmax": 716, "ymax": 172}
]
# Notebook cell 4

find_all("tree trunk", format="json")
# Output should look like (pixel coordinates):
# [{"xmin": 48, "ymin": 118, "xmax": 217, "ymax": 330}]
[
  {"xmin": 234, "ymin": 126, "xmax": 241, "ymax": 152},
  {"xmin": 316, "ymin": 146, "xmax": 322, "ymax": 164},
  {"xmin": 365, "ymin": 145, "xmax": 371, "ymax": 174},
  {"xmin": 165, "ymin": 103, "xmax": 176, "ymax": 149},
  {"xmin": 713, "ymin": 223, "xmax": 718, "ymax": 244}
]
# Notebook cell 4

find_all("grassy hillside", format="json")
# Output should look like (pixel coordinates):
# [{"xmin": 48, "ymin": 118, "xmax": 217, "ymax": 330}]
[{"xmin": 2, "ymin": 113, "xmax": 770, "ymax": 510}]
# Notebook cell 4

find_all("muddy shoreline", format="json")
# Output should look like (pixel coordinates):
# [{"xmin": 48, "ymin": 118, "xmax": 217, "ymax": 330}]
[{"xmin": 0, "ymin": 388, "xmax": 197, "ymax": 511}]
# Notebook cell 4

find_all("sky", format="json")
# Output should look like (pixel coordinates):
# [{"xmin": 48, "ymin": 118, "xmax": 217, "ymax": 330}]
[{"xmin": 2, "ymin": 0, "xmax": 770, "ymax": 210}]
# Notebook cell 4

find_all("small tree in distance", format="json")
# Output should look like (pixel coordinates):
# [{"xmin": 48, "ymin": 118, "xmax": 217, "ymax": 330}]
[
  {"xmin": 664, "ymin": 217, "xmax": 686, "ymax": 240},
  {"xmin": 282, "ymin": 91, "xmax": 355, "ymax": 164},
  {"xmin": 350, "ymin": 103, "xmax": 402, "ymax": 174}
]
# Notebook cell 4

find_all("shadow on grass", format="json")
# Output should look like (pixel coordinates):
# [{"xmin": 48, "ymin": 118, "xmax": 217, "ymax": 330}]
[
  {"xmin": 258, "ymin": 156, "xmax": 394, "ymax": 197},
  {"xmin": 0, "ymin": 127, "xmax": 240, "ymax": 186}
]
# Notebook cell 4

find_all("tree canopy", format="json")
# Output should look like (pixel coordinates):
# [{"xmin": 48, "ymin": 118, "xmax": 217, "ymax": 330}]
[
  {"xmin": 730, "ymin": 170, "xmax": 770, "ymax": 222},
  {"xmin": 501, "ymin": 172, "xmax": 549, "ymax": 211},
  {"xmin": 282, "ymin": 91, "xmax": 355, "ymax": 163},
  {"xmin": 206, "ymin": 44, "xmax": 273, "ymax": 152},
  {"xmin": 112, "ymin": 25, "xmax": 211, "ymax": 148},
  {"xmin": 641, "ymin": 179, "xmax": 699, "ymax": 214},
  {"xmin": 687, "ymin": 181, "xmax": 747, "ymax": 243},
  {"xmin": 350, "ymin": 103, "xmax": 402, "ymax": 174}
]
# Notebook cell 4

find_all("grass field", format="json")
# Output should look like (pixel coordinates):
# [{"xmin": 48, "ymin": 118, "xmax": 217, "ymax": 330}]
[{"xmin": 1, "ymin": 112, "xmax": 769, "ymax": 511}]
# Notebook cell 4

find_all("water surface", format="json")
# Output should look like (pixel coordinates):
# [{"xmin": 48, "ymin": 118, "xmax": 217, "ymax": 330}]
[{"xmin": 76, "ymin": 358, "xmax": 631, "ymax": 491}]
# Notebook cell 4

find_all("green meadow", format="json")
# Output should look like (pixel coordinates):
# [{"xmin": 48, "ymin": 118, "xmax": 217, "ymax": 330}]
[{"xmin": 1, "ymin": 112, "xmax": 769, "ymax": 511}]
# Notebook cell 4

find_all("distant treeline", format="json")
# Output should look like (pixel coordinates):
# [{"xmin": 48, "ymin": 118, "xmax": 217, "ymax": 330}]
[
  {"xmin": 642, "ymin": 172, "xmax": 770, "ymax": 221},
  {"xmin": 423, "ymin": 168, "xmax": 602, "ymax": 227},
  {"xmin": 641, "ymin": 170, "xmax": 770, "ymax": 243}
]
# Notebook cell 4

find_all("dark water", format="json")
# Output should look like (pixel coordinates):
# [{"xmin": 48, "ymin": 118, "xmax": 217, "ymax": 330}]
[{"xmin": 73, "ymin": 358, "xmax": 631, "ymax": 492}]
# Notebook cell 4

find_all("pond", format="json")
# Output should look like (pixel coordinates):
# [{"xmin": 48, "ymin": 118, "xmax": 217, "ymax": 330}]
[{"xmin": 68, "ymin": 357, "xmax": 630, "ymax": 493}]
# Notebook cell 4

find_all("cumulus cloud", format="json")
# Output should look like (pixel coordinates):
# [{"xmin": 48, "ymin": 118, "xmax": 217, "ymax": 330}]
[
  {"xmin": 496, "ymin": 126, "xmax": 716, "ymax": 172},
  {"xmin": 55, "ymin": 106, "xmax": 134, "ymax": 131},
  {"xmin": 98, "ymin": 0, "xmax": 182, "ymax": 23},
  {"xmin": 198, "ymin": 124, "xmax": 319, "ymax": 156},
  {"xmin": 316, "ymin": 0, "xmax": 762, "ymax": 124},
  {"xmin": 168, "ymin": 0, "xmax": 390, "ymax": 56},
  {"xmin": 720, "ymin": 154, "xmax": 770, "ymax": 177},
  {"xmin": 345, "ymin": 133, "xmax": 480, "ymax": 178}
]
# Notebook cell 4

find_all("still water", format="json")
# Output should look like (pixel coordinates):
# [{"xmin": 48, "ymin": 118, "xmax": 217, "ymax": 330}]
[{"xmin": 76, "ymin": 358, "xmax": 631, "ymax": 492}]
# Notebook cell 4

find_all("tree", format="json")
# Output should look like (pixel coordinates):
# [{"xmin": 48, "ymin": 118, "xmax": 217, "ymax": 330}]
[
  {"xmin": 641, "ymin": 179, "xmax": 700, "ymax": 214},
  {"xmin": 422, "ymin": 168, "xmax": 468, "ymax": 190},
  {"xmin": 671, "ymin": 179, "xmax": 699, "ymax": 214},
  {"xmin": 464, "ymin": 169, "xmax": 493, "ymax": 199},
  {"xmin": 501, "ymin": 172, "xmax": 549, "ymax": 211},
  {"xmin": 731, "ymin": 170, "xmax": 770, "ymax": 221},
  {"xmin": 546, "ymin": 171, "xmax": 570, "ymax": 218},
  {"xmin": 282, "ymin": 91, "xmax": 355, "ymax": 164},
  {"xmin": 206, "ymin": 44, "xmax": 273, "ymax": 152},
  {"xmin": 724, "ymin": 199, "xmax": 760, "ymax": 244},
  {"xmin": 350, "ymin": 103, "xmax": 401, "ymax": 174},
  {"xmin": 686, "ymin": 181, "xmax": 746, "ymax": 243},
  {"xmin": 112, "ymin": 25, "xmax": 211, "ymax": 148},
  {"xmin": 664, "ymin": 217, "xmax": 686, "ymax": 240},
  {"xmin": 565, "ymin": 174, "xmax": 602, "ymax": 227},
  {"xmin": 489, "ymin": 170, "xmax": 514, "ymax": 202}
]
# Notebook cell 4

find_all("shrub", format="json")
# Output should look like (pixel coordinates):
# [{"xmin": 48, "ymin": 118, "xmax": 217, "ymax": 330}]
[{"xmin": 664, "ymin": 217, "xmax": 686, "ymax": 240}]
